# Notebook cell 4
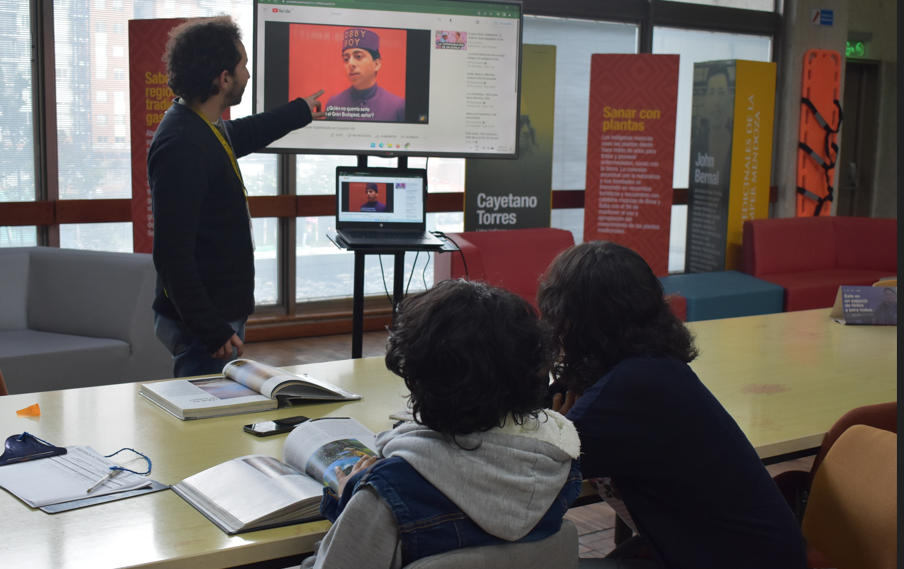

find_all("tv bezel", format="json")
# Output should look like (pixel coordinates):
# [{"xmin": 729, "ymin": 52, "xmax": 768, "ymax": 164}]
[{"xmin": 251, "ymin": 0, "xmax": 524, "ymax": 160}]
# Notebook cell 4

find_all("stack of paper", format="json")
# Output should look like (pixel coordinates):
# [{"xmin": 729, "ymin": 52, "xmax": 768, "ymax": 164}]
[{"xmin": 0, "ymin": 446, "xmax": 153, "ymax": 508}]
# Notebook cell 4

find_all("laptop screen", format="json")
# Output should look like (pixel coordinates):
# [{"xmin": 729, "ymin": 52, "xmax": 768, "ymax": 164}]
[{"xmin": 336, "ymin": 169, "xmax": 426, "ymax": 227}]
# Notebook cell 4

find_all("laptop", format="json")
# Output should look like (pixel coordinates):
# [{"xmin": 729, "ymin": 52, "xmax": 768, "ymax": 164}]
[{"xmin": 334, "ymin": 166, "xmax": 444, "ymax": 249}]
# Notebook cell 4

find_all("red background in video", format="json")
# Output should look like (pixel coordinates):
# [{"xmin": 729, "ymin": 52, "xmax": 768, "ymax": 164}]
[
  {"xmin": 288, "ymin": 24, "xmax": 407, "ymax": 111},
  {"xmin": 348, "ymin": 182, "xmax": 391, "ymax": 211}
]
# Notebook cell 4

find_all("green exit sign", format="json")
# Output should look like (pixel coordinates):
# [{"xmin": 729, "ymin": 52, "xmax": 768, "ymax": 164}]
[{"xmin": 846, "ymin": 40, "xmax": 869, "ymax": 59}]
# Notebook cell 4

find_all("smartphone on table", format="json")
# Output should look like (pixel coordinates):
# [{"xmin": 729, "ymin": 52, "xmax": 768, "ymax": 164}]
[{"xmin": 243, "ymin": 415, "xmax": 310, "ymax": 437}]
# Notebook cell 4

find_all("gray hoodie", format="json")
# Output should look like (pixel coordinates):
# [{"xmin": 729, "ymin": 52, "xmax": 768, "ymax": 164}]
[{"xmin": 303, "ymin": 410, "xmax": 580, "ymax": 568}]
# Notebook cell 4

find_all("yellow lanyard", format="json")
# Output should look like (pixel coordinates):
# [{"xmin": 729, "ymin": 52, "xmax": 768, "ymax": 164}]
[{"xmin": 191, "ymin": 106, "xmax": 247, "ymax": 200}]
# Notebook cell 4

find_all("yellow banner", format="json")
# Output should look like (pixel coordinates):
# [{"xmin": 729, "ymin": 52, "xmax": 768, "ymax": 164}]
[{"xmin": 725, "ymin": 61, "xmax": 776, "ymax": 269}]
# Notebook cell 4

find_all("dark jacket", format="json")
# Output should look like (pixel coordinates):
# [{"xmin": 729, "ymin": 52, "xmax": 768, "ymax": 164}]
[
  {"xmin": 148, "ymin": 99, "xmax": 312, "ymax": 352},
  {"xmin": 567, "ymin": 356, "xmax": 807, "ymax": 569}
]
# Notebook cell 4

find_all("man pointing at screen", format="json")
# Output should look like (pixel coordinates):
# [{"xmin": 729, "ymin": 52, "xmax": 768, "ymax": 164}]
[
  {"xmin": 326, "ymin": 28, "xmax": 406, "ymax": 122},
  {"xmin": 148, "ymin": 16, "xmax": 325, "ymax": 377}
]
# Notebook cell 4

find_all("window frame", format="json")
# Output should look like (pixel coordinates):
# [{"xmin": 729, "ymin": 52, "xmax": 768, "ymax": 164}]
[{"xmin": 2, "ymin": 0, "xmax": 780, "ymax": 336}]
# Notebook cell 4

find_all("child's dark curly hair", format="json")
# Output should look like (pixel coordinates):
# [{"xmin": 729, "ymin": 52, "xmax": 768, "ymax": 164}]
[
  {"xmin": 538, "ymin": 241, "xmax": 698, "ymax": 393},
  {"xmin": 386, "ymin": 279, "xmax": 555, "ymax": 439},
  {"xmin": 163, "ymin": 16, "xmax": 242, "ymax": 104}
]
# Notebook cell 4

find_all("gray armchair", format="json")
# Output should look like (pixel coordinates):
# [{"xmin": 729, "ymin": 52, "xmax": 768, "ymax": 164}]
[{"xmin": 0, "ymin": 247, "xmax": 172, "ymax": 394}]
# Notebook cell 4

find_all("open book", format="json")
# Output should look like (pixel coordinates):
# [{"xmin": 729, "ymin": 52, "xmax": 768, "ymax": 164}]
[
  {"xmin": 171, "ymin": 417, "xmax": 377, "ymax": 534},
  {"xmin": 139, "ymin": 359, "xmax": 362, "ymax": 420}
]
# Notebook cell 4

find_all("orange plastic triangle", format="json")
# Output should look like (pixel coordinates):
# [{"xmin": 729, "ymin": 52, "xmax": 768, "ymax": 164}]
[{"xmin": 16, "ymin": 404, "xmax": 41, "ymax": 417}]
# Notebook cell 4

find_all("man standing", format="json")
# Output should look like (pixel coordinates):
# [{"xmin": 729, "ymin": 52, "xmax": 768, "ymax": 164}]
[
  {"xmin": 325, "ymin": 28, "xmax": 405, "ymax": 122},
  {"xmin": 149, "ymin": 16, "xmax": 325, "ymax": 377},
  {"xmin": 359, "ymin": 183, "xmax": 387, "ymax": 212}
]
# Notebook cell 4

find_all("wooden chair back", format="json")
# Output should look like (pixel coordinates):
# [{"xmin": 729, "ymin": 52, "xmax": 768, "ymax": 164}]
[{"xmin": 802, "ymin": 425, "xmax": 897, "ymax": 569}]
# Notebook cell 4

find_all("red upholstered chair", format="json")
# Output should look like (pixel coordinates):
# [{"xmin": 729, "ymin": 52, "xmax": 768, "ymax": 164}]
[
  {"xmin": 772, "ymin": 402, "xmax": 897, "ymax": 568},
  {"xmin": 741, "ymin": 217, "xmax": 897, "ymax": 311},
  {"xmin": 434, "ymin": 228, "xmax": 688, "ymax": 321},
  {"xmin": 0, "ymin": 369, "xmax": 7, "ymax": 396},
  {"xmin": 433, "ymin": 228, "xmax": 575, "ymax": 309}
]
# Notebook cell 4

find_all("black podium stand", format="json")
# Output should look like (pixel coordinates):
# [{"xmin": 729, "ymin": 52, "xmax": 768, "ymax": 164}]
[{"xmin": 326, "ymin": 231, "xmax": 457, "ymax": 358}]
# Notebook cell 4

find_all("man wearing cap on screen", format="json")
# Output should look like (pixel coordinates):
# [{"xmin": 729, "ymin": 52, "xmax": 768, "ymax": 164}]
[
  {"xmin": 359, "ymin": 183, "xmax": 387, "ymax": 212},
  {"xmin": 326, "ymin": 28, "xmax": 406, "ymax": 122}
]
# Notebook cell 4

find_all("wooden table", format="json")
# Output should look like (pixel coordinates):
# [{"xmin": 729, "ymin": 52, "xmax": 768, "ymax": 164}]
[
  {"xmin": 685, "ymin": 308, "xmax": 897, "ymax": 462},
  {"xmin": 0, "ymin": 309, "xmax": 895, "ymax": 568}
]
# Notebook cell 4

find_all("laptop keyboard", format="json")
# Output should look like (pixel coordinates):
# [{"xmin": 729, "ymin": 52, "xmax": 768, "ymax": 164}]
[{"xmin": 344, "ymin": 231, "xmax": 426, "ymax": 240}]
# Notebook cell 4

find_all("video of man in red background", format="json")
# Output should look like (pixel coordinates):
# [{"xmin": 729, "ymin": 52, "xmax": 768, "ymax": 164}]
[
  {"xmin": 290, "ymin": 25, "xmax": 407, "ymax": 122},
  {"xmin": 342, "ymin": 182, "xmax": 394, "ymax": 213},
  {"xmin": 261, "ymin": 21, "xmax": 431, "ymax": 124}
]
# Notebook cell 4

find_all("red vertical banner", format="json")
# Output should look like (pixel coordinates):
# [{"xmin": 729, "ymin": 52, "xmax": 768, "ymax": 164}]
[
  {"xmin": 583, "ymin": 54, "xmax": 679, "ymax": 276},
  {"xmin": 129, "ymin": 18, "xmax": 184, "ymax": 253}
]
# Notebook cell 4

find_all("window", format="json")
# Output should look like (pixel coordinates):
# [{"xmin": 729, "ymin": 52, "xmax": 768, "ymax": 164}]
[
  {"xmin": 523, "ymin": 16, "xmax": 639, "ymax": 192},
  {"xmin": 522, "ymin": 16, "xmax": 639, "ymax": 248},
  {"xmin": 97, "ymin": 114, "xmax": 107, "ymax": 125},
  {"xmin": 112, "ymin": 45, "xmax": 124, "ymax": 57},
  {"xmin": 653, "ymin": 27, "xmax": 772, "ymax": 272},
  {"xmin": 50, "ymin": 0, "xmax": 280, "ymax": 301},
  {"xmin": 61, "ymin": 222, "xmax": 131, "ymax": 252},
  {"xmin": 96, "ymin": 21, "xmax": 106, "ymax": 33},
  {"xmin": 0, "ymin": 1, "xmax": 36, "ymax": 247},
  {"xmin": 0, "ymin": 4, "xmax": 35, "ymax": 201}
]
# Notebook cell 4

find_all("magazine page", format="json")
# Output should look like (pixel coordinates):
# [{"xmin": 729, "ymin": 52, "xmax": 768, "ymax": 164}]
[
  {"xmin": 269, "ymin": 373, "xmax": 362, "ymax": 402},
  {"xmin": 143, "ymin": 376, "xmax": 271, "ymax": 412},
  {"xmin": 177, "ymin": 455, "xmax": 326, "ymax": 528},
  {"xmin": 225, "ymin": 359, "xmax": 362, "ymax": 401},
  {"xmin": 222, "ymin": 359, "xmax": 296, "ymax": 395},
  {"xmin": 283, "ymin": 418, "xmax": 378, "ymax": 494}
]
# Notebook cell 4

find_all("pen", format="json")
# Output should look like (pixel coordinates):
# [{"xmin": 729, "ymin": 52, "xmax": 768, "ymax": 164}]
[{"xmin": 87, "ymin": 469, "xmax": 120, "ymax": 494}]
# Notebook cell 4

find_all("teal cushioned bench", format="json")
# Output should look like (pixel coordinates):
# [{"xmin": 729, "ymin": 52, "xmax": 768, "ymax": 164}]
[{"xmin": 658, "ymin": 270, "xmax": 784, "ymax": 322}]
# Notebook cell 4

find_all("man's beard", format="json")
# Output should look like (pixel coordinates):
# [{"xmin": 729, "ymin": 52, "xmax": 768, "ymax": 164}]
[{"xmin": 224, "ymin": 80, "xmax": 246, "ymax": 107}]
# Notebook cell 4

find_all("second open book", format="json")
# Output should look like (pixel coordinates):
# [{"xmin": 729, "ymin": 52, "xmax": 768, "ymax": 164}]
[
  {"xmin": 172, "ymin": 417, "xmax": 377, "ymax": 534},
  {"xmin": 139, "ymin": 359, "xmax": 362, "ymax": 420}
]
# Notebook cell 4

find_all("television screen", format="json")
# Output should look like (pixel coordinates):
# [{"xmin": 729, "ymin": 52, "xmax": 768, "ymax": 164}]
[{"xmin": 253, "ymin": 0, "xmax": 523, "ymax": 158}]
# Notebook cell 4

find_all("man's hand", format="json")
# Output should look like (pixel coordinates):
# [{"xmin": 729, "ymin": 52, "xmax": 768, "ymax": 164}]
[
  {"xmin": 336, "ymin": 455, "xmax": 377, "ymax": 496},
  {"xmin": 552, "ymin": 390, "xmax": 581, "ymax": 416},
  {"xmin": 212, "ymin": 333, "xmax": 244, "ymax": 359},
  {"xmin": 305, "ymin": 90, "xmax": 326, "ymax": 119}
]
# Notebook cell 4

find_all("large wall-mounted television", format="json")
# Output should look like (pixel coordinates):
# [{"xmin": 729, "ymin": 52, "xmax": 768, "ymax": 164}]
[{"xmin": 253, "ymin": 0, "xmax": 523, "ymax": 159}]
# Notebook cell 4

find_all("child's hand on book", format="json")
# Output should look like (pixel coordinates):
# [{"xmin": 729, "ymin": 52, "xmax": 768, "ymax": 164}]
[{"xmin": 335, "ymin": 455, "xmax": 377, "ymax": 496}]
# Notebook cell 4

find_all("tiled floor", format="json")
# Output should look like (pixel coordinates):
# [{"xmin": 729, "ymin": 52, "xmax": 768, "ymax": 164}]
[{"xmin": 244, "ymin": 331, "xmax": 817, "ymax": 559}]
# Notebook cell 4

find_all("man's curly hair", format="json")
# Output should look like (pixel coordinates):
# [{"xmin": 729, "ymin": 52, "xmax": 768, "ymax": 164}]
[{"xmin": 163, "ymin": 16, "xmax": 242, "ymax": 104}]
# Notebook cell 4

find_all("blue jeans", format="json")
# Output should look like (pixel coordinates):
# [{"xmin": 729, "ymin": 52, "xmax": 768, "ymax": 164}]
[{"xmin": 154, "ymin": 312, "xmax": 247, "ymax": 378}]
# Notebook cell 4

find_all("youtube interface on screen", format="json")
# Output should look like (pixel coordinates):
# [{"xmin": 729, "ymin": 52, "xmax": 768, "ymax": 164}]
[{"xmin": 255, "ymin": 0, "xmax": 521, "ymax": 156}]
